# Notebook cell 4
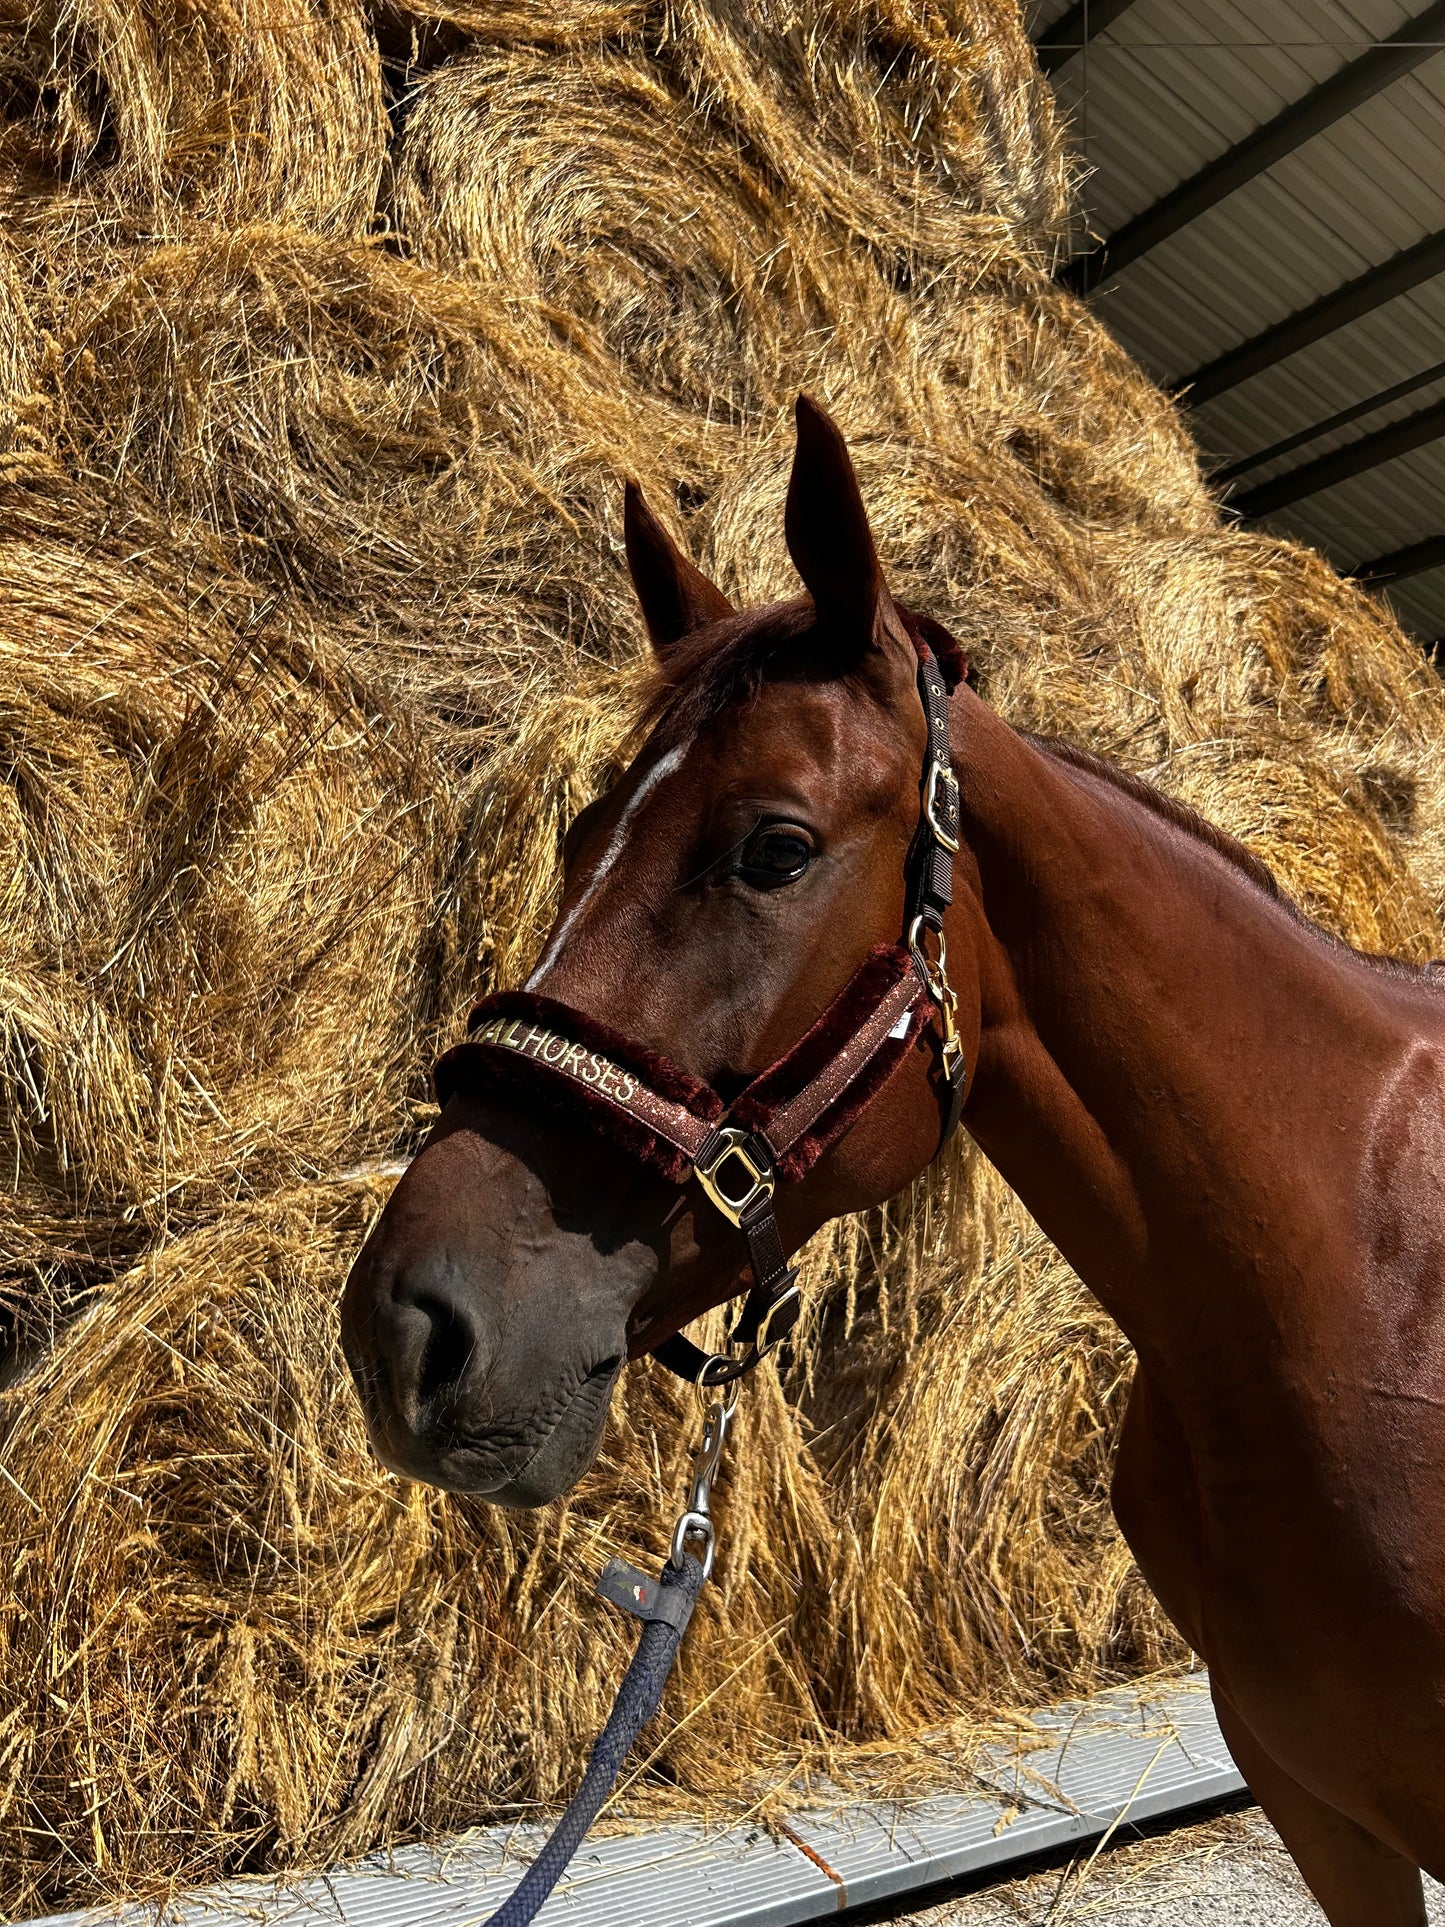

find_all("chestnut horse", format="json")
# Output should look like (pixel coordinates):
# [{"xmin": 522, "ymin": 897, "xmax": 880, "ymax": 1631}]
[{"xmin": 343, "ymin": 398, "xmax": 1445, "ymax": 1924}]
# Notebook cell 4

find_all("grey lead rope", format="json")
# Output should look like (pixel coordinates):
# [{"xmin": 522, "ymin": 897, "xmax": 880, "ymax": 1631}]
[
  {"xmin": 481, "ymin": 1390, "xmax": 736, "ymax": 1926},
  {"xmin": 482, "ymin": 1555, "xmax": 705, "ymax": 1927}
]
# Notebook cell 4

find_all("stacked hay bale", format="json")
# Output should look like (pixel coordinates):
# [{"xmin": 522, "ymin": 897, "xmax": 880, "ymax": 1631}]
[{"xmin": 1, "ymin": 0, "xmax": 1442, "ymax": 1914}]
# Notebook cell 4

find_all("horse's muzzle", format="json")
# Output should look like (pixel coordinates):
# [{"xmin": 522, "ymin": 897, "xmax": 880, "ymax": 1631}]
[{"xmin": 342, "ymin": 1246, "xmax": 627, "ymax": 1502}]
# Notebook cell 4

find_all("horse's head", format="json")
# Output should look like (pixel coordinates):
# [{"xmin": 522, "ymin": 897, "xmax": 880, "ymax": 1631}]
[{"xmin": 341, "ymin": 398, "xmax": 980, "ymax": 1502}]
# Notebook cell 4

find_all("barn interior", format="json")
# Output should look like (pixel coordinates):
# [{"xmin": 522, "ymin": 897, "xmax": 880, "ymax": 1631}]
[
  {"xmin": 0, "ymin": 0, "xmax": 1442, "ymax": 1918},
  {"xmin": 1034, "ymin": 0, "xmax": 1445, "ymax": 644}
]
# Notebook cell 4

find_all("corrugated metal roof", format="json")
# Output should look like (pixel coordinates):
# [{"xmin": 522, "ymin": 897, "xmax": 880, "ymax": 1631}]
[
  {"xmin": 1035, "ymin": 0, "xmax": 1445, "ymax": 644},
  {"xmin": 1382, "ymin": 564, "xmax": 1445, "ymax": 634},
  {"xmin": 1057, "ymin": 0, "xmax": 1414, "ymax": 233},
  {"xmin": 1191, "ymin": 283, "xmax": 1445, "ymax": 462}
]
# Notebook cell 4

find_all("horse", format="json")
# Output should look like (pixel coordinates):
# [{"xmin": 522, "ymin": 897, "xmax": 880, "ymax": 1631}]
[{"xmin": 342, "ymin": 396, "xmax": 1445, "ymax": 1925}]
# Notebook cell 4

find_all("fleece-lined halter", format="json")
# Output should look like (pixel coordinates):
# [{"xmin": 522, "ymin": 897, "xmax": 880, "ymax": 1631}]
[{"xmin": 435, "ymin": 637, "xmax": 968, "ymax": 1387}]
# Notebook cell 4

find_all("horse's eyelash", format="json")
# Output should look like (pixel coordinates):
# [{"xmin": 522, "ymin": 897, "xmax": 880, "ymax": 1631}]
[{"xmin": 676, "ymin": 818, "xmax": 765, "ymax": 893}]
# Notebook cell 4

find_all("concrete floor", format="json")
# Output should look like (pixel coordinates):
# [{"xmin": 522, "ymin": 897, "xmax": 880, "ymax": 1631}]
[{"xmin": 884, "ymin": 1807, "xmax": 1445, "ymax": 1924}]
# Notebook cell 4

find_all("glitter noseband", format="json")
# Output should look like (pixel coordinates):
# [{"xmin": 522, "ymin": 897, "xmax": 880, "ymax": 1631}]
[{"xmin": 434, "ymin": 645, "xmax": 968, "ymax": 1386}]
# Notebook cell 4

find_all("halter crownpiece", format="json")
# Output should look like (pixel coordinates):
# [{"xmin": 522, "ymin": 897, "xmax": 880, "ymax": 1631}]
[{"xmin": 434, "ymin": 641, "xmax": 968, "ymax": 1386}]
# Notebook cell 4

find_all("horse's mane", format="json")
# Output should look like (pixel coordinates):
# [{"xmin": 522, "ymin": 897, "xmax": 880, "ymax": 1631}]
[
  {"xmin": 1026, "ymin": 735, "xmax": 1285, "ymax": 900},
  {"xmin": 637, "ymin": 596, "xmax": 968, "ymax": 748},
  {"xmin": 638, "ymin": 598, "xmax": 817, "ymax": 746}
]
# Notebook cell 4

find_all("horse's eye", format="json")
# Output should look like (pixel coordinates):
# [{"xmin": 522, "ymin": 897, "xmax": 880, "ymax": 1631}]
[{"xmin": 738, "ymin": 825, "xmax": 814, "ymax": 889}]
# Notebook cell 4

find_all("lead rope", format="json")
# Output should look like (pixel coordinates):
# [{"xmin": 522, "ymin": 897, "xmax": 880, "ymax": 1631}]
[{"xmin": 480, "ymin": 1386, "xmax": 737, "ymax": 1926}]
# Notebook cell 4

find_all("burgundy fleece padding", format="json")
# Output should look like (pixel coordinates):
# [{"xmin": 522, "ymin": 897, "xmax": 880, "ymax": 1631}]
[
  {"xmin": 897, "ymin": 606, "xmax": 969, "ymax": 691},
  {"xmin": 433, "ymin": 1037, "xmax": 699, "ymax": 1184},
  {"xmin": 727, "ymin": 944, "xmax": 929, "ymax": 1173},
  {"xmin": 434, "ymin": 989, "xmax": 722, "ymax": 1187},
  {"xmin": 728, "ymin": 945, "xmax": 914, "ymax": 1128},
  {"xmin": 434, "ymin": 954, "xmax": 930, "ymax": 1189},
  {"xmin": 766, "ymin": 1002, "xmax": 929, "ymax": 1182},
  {"xmin": 466, "ymin": 990, "xmax": 724, "ymax": 1119}
]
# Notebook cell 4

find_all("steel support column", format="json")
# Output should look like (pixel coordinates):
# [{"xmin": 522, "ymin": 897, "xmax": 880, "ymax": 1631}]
[{"xmin": 1035, "ymin": 0, "xmax": 1141, "ymax": 75}]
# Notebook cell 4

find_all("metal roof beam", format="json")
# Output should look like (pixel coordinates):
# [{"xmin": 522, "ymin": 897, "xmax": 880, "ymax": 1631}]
[
  {"xmin": 1353, "ymin": 533, "xmax": 1445, "ymax": 585},
  {"xmin": 1059, "ymin": 0, "xmax": 1445, "ymax": 297},
  {"xmin": 1232, "ymin": 396, "xmax": 1445, "ymax": 519},
  {"xmin": 1174, "ymin": 229, "xmax": 1445, "ymax": 404},
  {"xmin": 1035, "ymin": 0, "xmax": 1141, "ymax": 76},
  {"xmin": 1213, "ymin": 360, "xmax": 1445, "ymax": 483}
]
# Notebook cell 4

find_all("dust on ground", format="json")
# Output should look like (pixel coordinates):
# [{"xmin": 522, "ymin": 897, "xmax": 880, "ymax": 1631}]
[{"xmin": 879, "ymin": 1805, "xmax": 1445, "ymax": 1924}]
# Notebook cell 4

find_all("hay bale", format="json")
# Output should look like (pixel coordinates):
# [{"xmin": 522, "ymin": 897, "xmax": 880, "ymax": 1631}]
[
  {"xmin": 1, "ymin": 0, "xmax": 1443, "ymax": 1915},
  {"xmin": 0, "ymin": 1181, "xmax": 843, "ymax": 1895},
  {"xmin": 2, "ymin": 0, "xmax": 385, "ymax": 231},
  {"xmin": 0, "ymin": 484, "xmax": 510, "ymax": 1364}
]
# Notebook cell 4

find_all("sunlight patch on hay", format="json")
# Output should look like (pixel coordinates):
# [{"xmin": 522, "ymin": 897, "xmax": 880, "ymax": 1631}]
[{"xmin": 2, "ymin": 0, "xmax": 1444, "ymax": 1914}]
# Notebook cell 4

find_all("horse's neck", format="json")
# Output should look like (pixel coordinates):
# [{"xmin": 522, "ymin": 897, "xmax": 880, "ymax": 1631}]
[{"xmin": 955, "ymin": 696, "xmax": 1416, "ymax": 1385}]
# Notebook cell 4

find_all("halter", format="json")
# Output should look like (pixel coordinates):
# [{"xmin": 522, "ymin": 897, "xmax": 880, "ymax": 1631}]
[{"xmin": 434, "ymin": 642, "xmax": 967, "ymax": 1387}]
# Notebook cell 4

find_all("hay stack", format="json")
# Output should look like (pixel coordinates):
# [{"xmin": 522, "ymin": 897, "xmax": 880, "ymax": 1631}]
[{"xmin": 1, "ymin": 0, "xmax": 1442, "ymax": 1913}]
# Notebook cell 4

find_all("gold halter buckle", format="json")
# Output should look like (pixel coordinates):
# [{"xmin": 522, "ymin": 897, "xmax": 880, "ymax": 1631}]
[
  {"xmin": 925, "ymin": 760, "xmax": 961, "ymax": 852},
  {"xmin": 693, "ymin": 1126, "xmax": 774, "ymax": 1227}
]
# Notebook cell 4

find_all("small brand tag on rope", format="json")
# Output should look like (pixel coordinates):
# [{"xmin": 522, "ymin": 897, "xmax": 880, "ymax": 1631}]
[{"xmin": 596, "ymin": 1555, "xmax": 695, "ymax": 1633}]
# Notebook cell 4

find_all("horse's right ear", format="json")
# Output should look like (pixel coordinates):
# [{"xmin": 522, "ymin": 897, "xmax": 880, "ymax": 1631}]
[
  {"xmin": 624, "ymin": 481, "xmax": 734, "ymax": 655},
  {"xmin": 785, "ymin": 394, "xmax": 891, "ymax": 657}
]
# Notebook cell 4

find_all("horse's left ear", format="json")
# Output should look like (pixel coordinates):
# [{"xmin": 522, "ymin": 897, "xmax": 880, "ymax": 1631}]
[
  {"xmin": 785, "ymin": 394, "xmax": 897, "ymax": 660},
  {"xmin": 624, "ymin": 480, "xmax": 734, "ymax": 655}
]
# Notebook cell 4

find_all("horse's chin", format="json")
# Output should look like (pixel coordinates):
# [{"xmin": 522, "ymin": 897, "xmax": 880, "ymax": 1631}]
[
  {"xmin": 478, "ymin": 1368, "xmax": 618, "ymax": 1507},
  {"xmin": 373, "ymin": 1352, "xmax": 622, "ymax": 1507}
]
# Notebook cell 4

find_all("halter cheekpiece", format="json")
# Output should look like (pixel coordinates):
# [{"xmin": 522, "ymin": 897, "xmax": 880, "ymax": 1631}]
[{"xmin": 435, "ymin": 640, "xmax": 968, "ymax": 1386}]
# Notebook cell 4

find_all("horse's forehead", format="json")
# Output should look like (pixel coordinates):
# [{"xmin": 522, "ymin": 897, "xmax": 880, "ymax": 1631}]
[
  {"xmin": 533, "ymin": 680, "xmax": 910, "ymax": 990},
  {"xmin": 661, "ymin": 676, "xmax": 894, "ymax": 795}
]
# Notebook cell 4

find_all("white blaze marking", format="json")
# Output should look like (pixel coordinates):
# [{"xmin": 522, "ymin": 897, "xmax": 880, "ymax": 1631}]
[{"xmin": 527, "ymin": 741, "xmax": 689, "ymax": 988}]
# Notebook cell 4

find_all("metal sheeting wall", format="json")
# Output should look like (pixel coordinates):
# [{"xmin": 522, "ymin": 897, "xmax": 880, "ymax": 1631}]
[
  {"xmin": 20, "ymin": 1675, "xmax": 1243, "ymax": 1927},
  {"xmin": 1034, "ymin": 0, "xmax": 1445, "ymax": 648}
]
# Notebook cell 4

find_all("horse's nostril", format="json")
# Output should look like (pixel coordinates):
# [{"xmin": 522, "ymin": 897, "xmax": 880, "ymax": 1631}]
[{"xmin": 415, "ymin": 1294, "xmax": 476, "ymax": 1406}]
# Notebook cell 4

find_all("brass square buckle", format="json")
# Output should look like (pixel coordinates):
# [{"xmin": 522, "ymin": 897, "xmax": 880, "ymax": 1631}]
[
  {"xmin": 925, "ymin": 760, "xmax": 961, "ymax": 852},
  {"xmin": 693, "ymin": 1126, "xmax": 774, "ymax": 1227}
]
